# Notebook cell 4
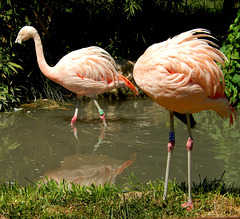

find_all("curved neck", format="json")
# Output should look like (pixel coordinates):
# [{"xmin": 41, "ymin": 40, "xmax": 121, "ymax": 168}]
[{"xmin": 33, "ymin": 33, "xmax": 56, "ymax": 81}]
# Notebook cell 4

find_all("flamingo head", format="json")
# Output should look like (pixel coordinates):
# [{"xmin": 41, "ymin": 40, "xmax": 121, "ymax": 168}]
[{"xmin": 15, "ymin": 26, "xmax": 38, "ymax": 44}]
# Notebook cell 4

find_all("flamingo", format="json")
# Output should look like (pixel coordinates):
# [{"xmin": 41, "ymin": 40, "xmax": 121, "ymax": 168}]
[
  {"xmin": 15, "ymin": 26, "xmax": 138, "ymax": 127},
  {"xmin": 133, "ymin": 28, "xmax": 235, "ymax": 209}
]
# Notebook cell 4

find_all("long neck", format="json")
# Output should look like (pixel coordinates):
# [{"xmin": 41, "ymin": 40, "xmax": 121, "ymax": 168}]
[{"xmin": 33, "ymin": 33, "xmax": 56, "ymax": 81}]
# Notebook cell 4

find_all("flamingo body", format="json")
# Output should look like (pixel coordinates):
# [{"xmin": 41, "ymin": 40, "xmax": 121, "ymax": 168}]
[
  {"xmin": 133, "ymin": 29, "xmax": 231, "ymax": 118},
  {"xmin": 52, "ymin": 46, "xmax": 128, "ymax": 97},
  {"xmin": 15, "ymin": 26, "xmax": 137, "ymax": 126}
]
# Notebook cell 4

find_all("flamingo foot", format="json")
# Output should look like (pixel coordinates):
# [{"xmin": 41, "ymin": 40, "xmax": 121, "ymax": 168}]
[
  {"xmin": 71, "ymin": 115, "xmax": 77, "ymax": 125},
  {"xmin": 182, "ymin": 201, "xmax": 193, "ymax": 211}
]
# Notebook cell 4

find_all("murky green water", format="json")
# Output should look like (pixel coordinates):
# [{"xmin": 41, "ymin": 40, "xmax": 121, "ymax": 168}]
[{"xmin": 0, "ymin": 98, "xmax": 239, "ymax": 187}]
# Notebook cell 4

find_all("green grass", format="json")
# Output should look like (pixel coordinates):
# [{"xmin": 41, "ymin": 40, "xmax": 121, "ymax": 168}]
[{"xmin": 0, "ymin": 175, "xmax": 240, "ymax": 218}]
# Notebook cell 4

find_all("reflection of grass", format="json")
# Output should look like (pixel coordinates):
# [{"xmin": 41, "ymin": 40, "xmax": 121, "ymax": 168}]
[
  {"xmin": 0, "ymin": 114, "xmax": 22, "ymax": 156},
  {"xmin": 0, "ymin": 113, "xmax": 22, "ymax": 184},
  {"xmin": 0, "ymin": 174, "xmax": 239, "ymax": 218},
  {"xmin": 1, "ymin": 136, "xmax": 21, "ymax": 150},
  {"xmin": 0, "ymin": 113, "xmax": 15, "ymax": 129},
  {"xmin": 194, "ymin": 111, "xmax": 240, "ymax": 185}
]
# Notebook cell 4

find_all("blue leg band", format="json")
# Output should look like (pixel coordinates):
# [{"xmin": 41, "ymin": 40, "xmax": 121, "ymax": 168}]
[{"xmin": 169, "ymin": 131, "xmax": 175, "ymax": 141}]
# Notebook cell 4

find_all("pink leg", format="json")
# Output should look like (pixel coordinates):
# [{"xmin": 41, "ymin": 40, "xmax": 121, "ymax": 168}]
[
  {"xmin": 182, "ymin": 114, "xmax": 194, "ymax": 210},
  {"xmin": 71, "ymin": 115, "xmax": 78, "ymax": 125},
  {"xmin": 71, "ymin": 98, "xmax": 79, "ymax": 125}
]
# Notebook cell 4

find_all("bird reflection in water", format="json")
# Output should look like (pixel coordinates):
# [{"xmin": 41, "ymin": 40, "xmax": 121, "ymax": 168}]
[
  {"xmin": 70, "ymin": 122, "xmax": 106, "ymax": 146},
  {"xmin": 44, "ymin": 126, "xmax": 136, "ymax": 187},
  {"xmin": 44, "ymin": 153, "xmax": 136, "ymax": 187}
]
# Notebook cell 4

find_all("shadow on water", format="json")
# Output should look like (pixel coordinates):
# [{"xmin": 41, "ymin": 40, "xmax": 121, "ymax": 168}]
[{"xmin": 0, "ymin": 98, "xmax": 240, "ymax": 187}]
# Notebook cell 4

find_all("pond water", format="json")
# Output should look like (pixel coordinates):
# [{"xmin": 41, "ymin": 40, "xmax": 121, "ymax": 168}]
[{"xmin": 0, "ymin": 98, "xmax": 239, "ymax": 187}]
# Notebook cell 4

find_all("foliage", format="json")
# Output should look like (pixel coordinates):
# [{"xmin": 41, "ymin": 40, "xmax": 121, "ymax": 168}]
[
  {"xmin": 0, "ymin": 1, "xmax": 23, "ymax": 111},
  {"xmin": 123, "ymin": 0, "xmax": 142, "ymax": 20},
  {"xmin": 0, "ymin": 175, "xmax": 240, "ymax": 218},
  {"xmin": 221, "ymin": 9, "xmax": 240, "ymax": 107},
  {"xmin": 0, "ymin": 51, "xmax": 23, "ymax": 111},
  {"xmin": 0, "ymin": 0, "xmax": 239, "ymax": 111}
]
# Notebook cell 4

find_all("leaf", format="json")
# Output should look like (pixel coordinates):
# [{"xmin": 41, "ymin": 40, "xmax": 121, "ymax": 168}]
[
  {"xmin": 7, "ymin": 62, "xmax": 23, "ymax": 70},
  {"xmin": 221, "ymin": 9, "xmax": 240, "ymax": 107},
  {"xmin": 8, "ymin": 65, "xmax": 18, "ymax": 73},
  {"xmin": 232, "ymin": 74, "xmax": 240, "ymax": 85},
  {"xmin": 231, "ymin": 52, "xmax": 240, "ymax": 60}
]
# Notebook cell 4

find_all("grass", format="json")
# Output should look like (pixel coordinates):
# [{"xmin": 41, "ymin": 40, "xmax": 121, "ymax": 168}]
[{"xmin": 0, "ymin": 174, "xmax": 240, "ymax": 218}]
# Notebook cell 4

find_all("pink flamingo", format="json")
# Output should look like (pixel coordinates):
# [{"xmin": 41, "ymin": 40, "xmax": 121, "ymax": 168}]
[
  {"xmin": 15, "ymin": 26, "xmax": 138, "ymax": 127},
  {"xmin": 133, "ymin": 29, "xmax": 235, "ymax": 209}
]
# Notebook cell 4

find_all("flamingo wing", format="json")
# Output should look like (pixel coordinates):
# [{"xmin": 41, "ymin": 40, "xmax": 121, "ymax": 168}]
[
  {"xmin": 60, "ymin": 46, "xmax": 118, "ymax": 83},
  {"xmin": 53, "ymin": 46, "xmax": 120, "ymax": 96}
]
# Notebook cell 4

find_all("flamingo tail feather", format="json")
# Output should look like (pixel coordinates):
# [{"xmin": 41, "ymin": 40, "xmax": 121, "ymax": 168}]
[
  {"xmin": 229, "ymin": 105, "xmax": 236, "ymax": 127},
  {"xmin": 118, "ymin": 74, "xmax": 138, "ymax": 95}
]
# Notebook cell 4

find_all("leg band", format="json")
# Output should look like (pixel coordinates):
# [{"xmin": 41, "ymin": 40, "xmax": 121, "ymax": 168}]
[
  {"xmin": 169, "ymin": 131, "xmax": 175, "ymax": 141},
  {"xmin": 99, "ymin": 109, "xmax": 104, "ymax": 116}
]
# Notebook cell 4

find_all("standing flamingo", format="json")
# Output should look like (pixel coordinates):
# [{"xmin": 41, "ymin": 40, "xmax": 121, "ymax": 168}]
[
  {"xmin": 133, "ymin": 29, "xmax": 235, "ymax": 209},
  {"xmin": 15, "ymin": 26, "xmax": 138, "ymax": 127}
]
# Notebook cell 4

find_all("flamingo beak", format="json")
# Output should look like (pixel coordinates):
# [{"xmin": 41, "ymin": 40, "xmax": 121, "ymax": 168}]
[{"xmin": 15, "ymin": 35, "xmax": 22, "ymax": 44}]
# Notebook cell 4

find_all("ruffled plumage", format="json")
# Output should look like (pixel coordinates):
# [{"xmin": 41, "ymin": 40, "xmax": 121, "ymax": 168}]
[{"xmin": 133, "ymin": 28, "xmax": 234, "ymax": 121}]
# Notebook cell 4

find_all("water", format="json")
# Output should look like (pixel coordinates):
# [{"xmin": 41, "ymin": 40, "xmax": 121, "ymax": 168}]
[{"xmin": 0, "ymin": 98, "xmax": 239, "ymax": 187}]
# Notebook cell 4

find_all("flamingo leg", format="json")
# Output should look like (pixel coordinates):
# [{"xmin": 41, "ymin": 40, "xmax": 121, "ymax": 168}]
[
  {"xmin": 182, "ymin": 113, "xmax": 194, "ymax": 209},
  {"xmin": 163, "ymin": 111, "xmax": 175, "ymax": 200},
  {"xmin": 93, "ymin": 98, "xmax": 107, "ymax": 127},
  {"xmin": 71, "ymin": 98, "xmax": 80, "ymax": 125}
]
